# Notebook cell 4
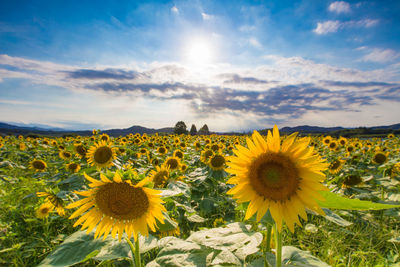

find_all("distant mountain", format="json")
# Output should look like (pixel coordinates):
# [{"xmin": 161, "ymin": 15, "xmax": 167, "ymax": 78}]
[
  {"xmin": 0, "ymin": 122, "xmax": 67, "ymax": 132},
  {"xmin": 104, "ymin": 125, "xmax": 174, "ymax": 136},
  {"xmin": 0, "ymin": 122, "xmax": 174, "ymax": 136},
  {"xmin": 370, "ymin": 123, "xmax": 400, "ymax": 130},
  {"xmin": 279, "ymin": 125, "xmax": 345, "ymax": 134}
]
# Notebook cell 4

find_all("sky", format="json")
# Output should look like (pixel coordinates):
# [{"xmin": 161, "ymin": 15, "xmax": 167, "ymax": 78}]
[{"xmin": 0, "ymin": 0, "xmax": 400, "ymax": 132}]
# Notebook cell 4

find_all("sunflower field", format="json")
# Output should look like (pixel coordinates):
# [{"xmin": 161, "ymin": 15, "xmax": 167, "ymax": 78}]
[{"xmin": 1, "ymin": 128, "xmax": 400, "ymax": 267}]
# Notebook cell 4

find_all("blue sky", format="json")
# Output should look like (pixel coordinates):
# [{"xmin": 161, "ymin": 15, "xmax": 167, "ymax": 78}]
[{"xmin": 1, "ymin": 0, "xmax": 399, "ymax": 131}]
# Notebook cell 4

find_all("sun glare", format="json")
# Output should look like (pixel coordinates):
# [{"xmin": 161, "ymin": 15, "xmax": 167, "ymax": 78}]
[{"xmin": 185, "ymin": 38, "xmax": 214, "ymax": 66}]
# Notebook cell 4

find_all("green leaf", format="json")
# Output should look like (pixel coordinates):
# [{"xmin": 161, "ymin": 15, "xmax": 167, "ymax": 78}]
[
  {"xmin": 317, "ymin": 191, "xmax": 400, "ymax": 210},
  {"xmin": 248, "ymin": 246, "xmax": 330, "ymax": 267},
  {"xmin": 187, "ymin": 222, "xmax": 263, "ymax": 261},
  {"xmin": 38, "ymin": 230, "xmax": 157, "ymax": 267},
  {"xmin": 321, "ymin": 208, "xmax": 353, "ymax": 227},
  {"xmin": 154, "ymin": 212, "xmax": 178, "ymax": 233},
  {"xmin": 281, "ymin": 246, "xmax": 331, "ymax": 267},
  {"xmin": 146, "ymin": 237, "xmax": 212, "ymax": 267},
  {"xmin": 186, "ymin": 214, "xmax": 206, "ymax": 223}
]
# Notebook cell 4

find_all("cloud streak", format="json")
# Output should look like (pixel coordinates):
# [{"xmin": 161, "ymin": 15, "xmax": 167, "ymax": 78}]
[
  {"xmin": 314, "ymin": 19, "xmax": 379, "ymax": 35},
  {"xmin": 1, "ymin": 54, "xmax": 400, "ymax": 130}
]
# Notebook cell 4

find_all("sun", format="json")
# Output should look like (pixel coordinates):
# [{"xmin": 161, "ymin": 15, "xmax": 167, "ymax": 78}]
[{"xmin": 185, "ymin": 38, "xmax": 213, "ymax": 66}]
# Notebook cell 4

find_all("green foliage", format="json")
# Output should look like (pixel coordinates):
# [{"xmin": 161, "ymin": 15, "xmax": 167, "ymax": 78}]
[
  {"xmin": 317, "ymin": 191, "xmax": 400, "ymax": 210},
  {"xmin": 173, "ymin": 121, "xmax": 188, "ymax": 135}
]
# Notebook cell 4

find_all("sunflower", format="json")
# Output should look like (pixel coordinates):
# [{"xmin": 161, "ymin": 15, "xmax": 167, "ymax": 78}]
[
  {"xmin": 164, "ymin": 156, "xmax": 180, "ymax": 171},
  {"xmin": 66, "ymin": 162, "xmax": 81, "ymax": 173},
  {"xmin": 66, "ymin": 172, "xmax": 166, "ymax": 241},
  {"xmin": 208, "ymin": 154, "xmax": 226, "ymax": 171},
  {"xmin": 210, "ymin": 143, "xmax": 221, "ymax": 152},
  {"xmin": 342, "ymin": 174, "xmax": 362, "ymax": 187},
  {"xmin": 99, "ymin": 133, "xmax": 110, "ymax": 142},
  {"xmin": 36, "ymin": 203, "xmax": 54, "ymax": 219},
  {"xmin": 200, "ymin": 149, "xmax": 214, "ymax": 163},
  {"xmin": 372, "ymin": 152, "xmax": 388, "ymax": 165},
  {"xmin": 74, "ymin": 144, "xmax": 87, "ymax": 158},
  {"xmin": 322, "ymin": 136, "xmax": 332, "ymax": 145},
  {"xmin": 180, "ymin": 164, "xmax": 188, "ymax": 172},
  {"xmin": 151, "ymin": 158, "xmax": 160, "ymax": 166},
  {"xmin": 59, "ymin": 150, "xmax": 72, "ymax": 160},
  {"xmin": 390, "ymin": 163, "xmax": 400, "ymax": 178},
  {"xmin": 346, "ymin": 145, "xmax": 355, "ymax": 153},
  {"xmin": 19, "ymin": 143, "xmax": 26, "ymax": 151},
  {"xmin": 30, "ymin": 159, "xmax": 47, "ymax": 172},
  {"xmin": 157, "ymin": 146, "xmax": 168, "ymax": 155},
  {"xmin": 37, "ymin": 192, "xmax": 65, "ymax": 216},
  {"xmin": 226, "ymin": 126, "xmax": 328, "ymax": 232},
  {"xmin": 138, "ymin": 148, "xmax": 148, "ymax": 158},
  {"xmin": 328, "ymin": 159, "xmax": 344, "ymax": 174},
  {"xmin": 149, "ymin": 165, "xmax": 170, "ymax": 188},
  {"xmin": 338, "ymin": 137, "xmax": 347, "ymax": 146},
  {"xmin": 194, "ymin": 141, "xmax": 202, "ymax": 150},
  {"xmin": 328, "ymin": 141, "xmax": 338, "ymax": 151},
  {"xmin": 388, "ymin": 133, "xmax": 395, "ymax": 139},
  {"xmin": 173, "ymin": 149, "xmax": 184, "ymax": 159},
  {"xmin": 87, "ymin": 141, "xmax": 117, "ymax": 169},
  {"xmin": 155, "ymin": 218, "xmax": 180, "ymax": 238}
]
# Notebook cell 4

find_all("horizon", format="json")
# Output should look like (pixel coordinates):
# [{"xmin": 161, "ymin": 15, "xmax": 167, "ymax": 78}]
[
  {"xmin": 1, "ymin": 120, "xmax": 399, "ymax": 134},
  {"xmin": 1, "ymin": 0, "xmax": 400, "ymax": 132}
]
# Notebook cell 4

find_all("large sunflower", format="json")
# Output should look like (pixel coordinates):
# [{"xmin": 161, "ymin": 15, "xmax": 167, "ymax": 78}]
[
  {"xmin": 67, "ymin": 172, "xmax": 166, "ymax": 241},
  {"xmin": 226, "ymin": 125, "xmax": 328, "ymax": 232},
  {"xmin": 87, "ymin": 141, "xmax": 117, "ymax": 169}
]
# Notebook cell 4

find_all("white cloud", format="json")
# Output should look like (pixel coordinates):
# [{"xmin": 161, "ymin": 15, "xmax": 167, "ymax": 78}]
[
  {"xmin": 171, "ymin": 6, "xmax": 179, "ymax": 14},
  {"xmin": 239, "ymin": 25, "xmax": 257, "ymax": 32},
  {"xmin": 314, "ymin": 19, "xmax": 379, "ymax": 34},
  {"xmin": 328, "ymin": 1, "xmax": 351, "ymax": 14},
  {"xmin": 361, "ymin": 48, "xmax": 400, "ymax": 63},
  {"xmin": 314, "ymin": 20, "xmax": 341, "ymax": 34},
  {"xmin": 248, "ymin": 37, "xmax": 262, "ymax": 48},
  {"xmin": 346, "ymin": 19, "xmax": 379, "ymax": 28},
  {"xmin": 201, "ymin": 12, "xmax": 212, "ymax": 20}
]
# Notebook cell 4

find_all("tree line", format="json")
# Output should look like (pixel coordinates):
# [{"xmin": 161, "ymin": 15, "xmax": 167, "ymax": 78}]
[{"xmin": 173, "ymin": 121, "xmax": 209, "ymax": 135}]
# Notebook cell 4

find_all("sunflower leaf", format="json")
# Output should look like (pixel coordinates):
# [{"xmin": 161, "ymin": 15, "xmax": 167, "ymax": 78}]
[
  {"xmin": 317, "ymin": 191, "xmax": 400, "ymax": 210},
  {"xmin": 38, "ymin": 230, "xmax": 158, "ymax": 266}
]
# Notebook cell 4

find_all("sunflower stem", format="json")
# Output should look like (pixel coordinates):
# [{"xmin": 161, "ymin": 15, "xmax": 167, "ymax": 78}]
[
  {"xmin": 264, "ymin": 224, "xmax": 272, "ymax": 267},
  {"xmin": 135, "ymin": 237, "xmax": 142, "ymax": 267},
  {"xmin": 125, "ymin": 236, "xmax": 141, "ymax": 267},
  {"xmin": 274, "ymin": 224, "xmax": 282, "ymax": 267},
  {"xmin": 265, "ymin": 224, "xmax": 272, "ymax": 252},
  {"xmin": 125, "ymin": 237, "xmax": 135, "ymax": 267}
]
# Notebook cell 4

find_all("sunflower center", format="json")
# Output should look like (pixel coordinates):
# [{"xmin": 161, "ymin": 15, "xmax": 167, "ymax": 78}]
[
  {"xmin": 41, "ymin": 207, "xmax": 49, "ymax": 214},
  {"xmin": 153, "ymin": 171, "xmax": 168, "ymax": 187},
  {"xmin": 204, "ymin": 150, "xmax": 213, "ymax": 160},
  {"xmin": 166, "ymin": 158, "xmax": 179, "ymax": 170},
  {"xmin": 374, "ymin": 153, "xmax": 387, "ymax": 164},
  {"xmin": 68, "ymin": 163, "xmax": 78, "ymax": 170},
  {"xmin": 95, "ymin": 183, "xmax": 149, "ymax": 220},
  {"xmin": 76, "ymin": 145, "xmax": 86, "ymax": 155},
  {"xmin": 33, "ymin": 160, "xmax": 46, "ymax": 170},
  {"xmin": 94, "ymin": 146, "xmax": 113, "ymax": 164},
  {"xmin": 330, "ymin": 160, "xmax": 341, "ymax": 170},
  {"xmin": 211, "ymin": 155, "xmax": 225, "ymax": 168},
  {"xmin": 249, "ymin": 152, "xmax": 300, "ymax": 202}
]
